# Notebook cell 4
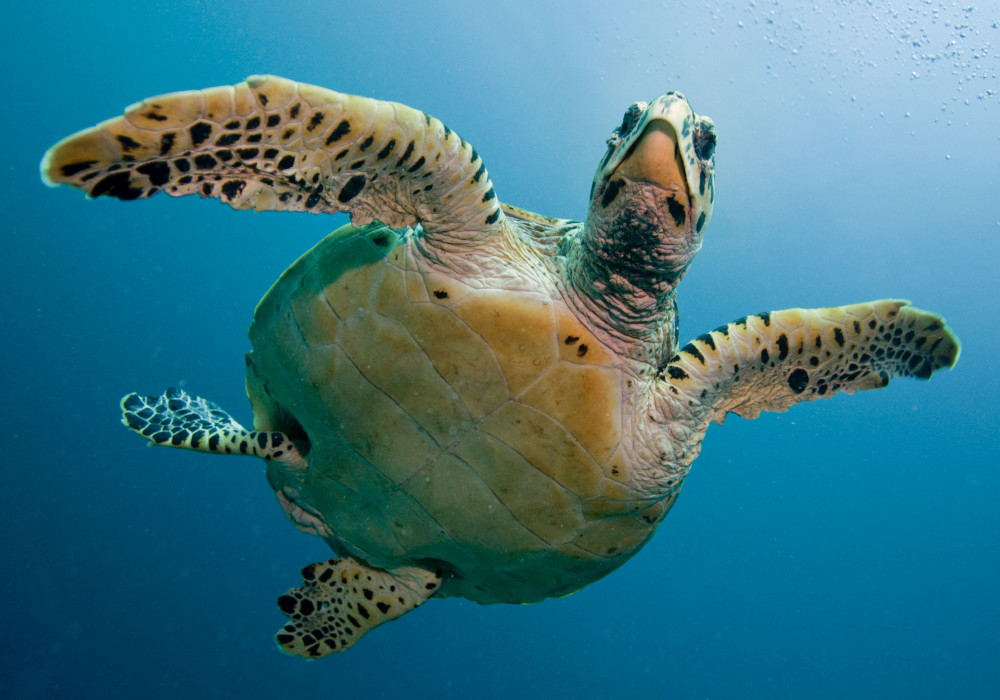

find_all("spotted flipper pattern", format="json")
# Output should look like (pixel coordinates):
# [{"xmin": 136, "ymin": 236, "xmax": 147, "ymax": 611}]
[
  {"xmin": 120, "ymin": 387, "xmax": 305, "ymax": 468},
  {"xmin": 664, "ymin": 299, "xmax": 959, "ymax": 424},
  {"xmin": 275, "ymin": 557, "xmax": 441, "ymax": 657},
  {"xmin": 41, "ymin": 75, "xmax": 503, "ymax": 240}
]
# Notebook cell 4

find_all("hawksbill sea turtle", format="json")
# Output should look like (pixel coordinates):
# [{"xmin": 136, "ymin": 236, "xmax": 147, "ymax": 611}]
[{"xmin": 41, "ymin": 75, "xmax": 959, "ymax": 657}]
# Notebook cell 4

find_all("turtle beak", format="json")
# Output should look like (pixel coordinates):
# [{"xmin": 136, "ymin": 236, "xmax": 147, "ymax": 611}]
[{"xmin": 613, "ymin": 119, "xmax": 688, "ymax": 196}]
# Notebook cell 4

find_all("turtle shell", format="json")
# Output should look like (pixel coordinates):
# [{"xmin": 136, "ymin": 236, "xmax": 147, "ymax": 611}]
[{"xmin": 244, "ymin": 222, "xmax": 677, "ymax": 604}]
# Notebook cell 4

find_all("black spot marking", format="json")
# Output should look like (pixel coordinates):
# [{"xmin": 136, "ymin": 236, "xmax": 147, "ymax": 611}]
[
  {"xmin": 485, "ymin": 209, "xmax": 501, "ymax": 225},
  {"xmin": 472, "ymin": 162, "xmax": 486, "ymax": 183},
  {"xmin": 372, "ymin": 234, "xmax": 389, "ymax": 247},
  {"xmin": 216, "ymin": 150, "xmax": 233, "ymax": 162},
  {"xmin": 376, "ymin": 601, "xmax": 391, "ymax": 614},
  {"xmin": 564, "ymin": 335, "xmax": 579, "ymax": 344},
  {"xmin": 221, "ymin": 179, "xmax": 246, "ymax": 200},
  {"xmin": 216, "ymin": 133, "xmax": 241, "ymax": 147},
  {"xmin": 397, "ymin": 141, "xmax": 415, "ymax": 166},
  {"xmin": 116, "ymin": 134, "xmax": 142, "ymax": 152},
  {"xmin": 338, "ymin": 174, "xmax": 366, "ymax": 203},
  {"xmin": 601, "ymin": 178, "xmax": 626, "ymax": 207},
  {"xmin": 325, "ymin": 119, "xmax": 350, "ymax": 145},
  {"xmin": 282, "ymin": 128, "xmax": 294, "ymax": 140},
  {"xmin": 60, "ymin": 160, "xmax": 97, "ymax": 177},
  {"xmin": 681, "ymin": 342, "xmax": 705, "ymax": 364},
  {"xmin": 377, "ymin": 139, "xmax": 396, "ymax": 160},
  {"xmin": 174, "ymin": 158, "xmax": 191, "ymax": 173},
  {"xmin": 696, "ymin": 212, "xmax": 706, "ymax": 233},
  {"xmin": 136, "ymin": 162, "xmax": 171, "ymax": 187},
  {"xmin": 760, "ymin": 347, "xmax": 770, "ymax": 364},
  {"xmin": 277, "ymin": 595, "xmax": 297, "ymax": 614},
  {"xmin": 358, "ymin": 135, "xmax": 374, "ymax": 151},
  {"xmin": 776, "ymin": 334, "xmax": 789, "ymax": 361},
  {"xmin": 290, "ymin": 103, "xmax": 301, "ymax": 119},
  {"xmin": 408, "ymin": 156, "xmax": 426, "ymax": 173},
  {"xmin": 229, "ymin": 148, "xmax": 257, "ymax": 161},
  {"xmin": 159, "ymin": 132, "xmax": 176, "ymax": 155},
  {"xmin": 577, "ymin": 344, "xmax": 589, "ymax": 357},
  {"xmin": 194, "ymin": 154, "xmax": 217, "ymax": 170},
  {"xmin": 304, "ymin": 112, "xmax": 325, "ymax": 133},
  {"xmin": 277, "ymin": 155, "xmax": 296, "ymax": 170},
  {"xmin": 189, "ymin": 122, "xmax": 213, "ymax": 146},
  {"xmin": 666, "ymin": 196, "xmax": 686, "ymax": 227},
  {"xmin": 350, "ymin": 160, "xmax": 365, "ymax": 169},
  {"xmin": 853, "ymin": 320, "xmax": 861, "ymax": 334},
  {"xmin": 667, "ymin": 365, "xmax": 689, "ymax": 380},
  {"xmin": 482, "ymin": 187, "xmax": 496, "ymax": 202},
  {"xmin": 267, "ymin": 114, "xmax": 281, "ymax": 127},
  {"xmin": 90, "ymin": 171, "xmax": 143, "ymax": 200},
  {"xmin": 696, "ymin": 333, "xmax": 718, "ymax": 354},
  {"xmin": 433, "ymin": 290, "xmax": 449, "ymax": 299},
  {"xmin": 201, "ymin": 183, "xmax": 213, "ymax": 196},
  {"xmin": 788, "ymin": 368, "xmax": 809, "ymax": 393},
  {"xmin": 833, "ymin": 328, "xmax": 845, "ymax": 347},
  {"xmin": 299, "ymin": 598, "xmax": 315, "ymax": 616},
  {"xmin": 305, "ymin": 193, "xmax": 321, "ymax": 209},
  {"xmin": 144, "ymin": 111, "xmax": 167, "ymax": 122}
]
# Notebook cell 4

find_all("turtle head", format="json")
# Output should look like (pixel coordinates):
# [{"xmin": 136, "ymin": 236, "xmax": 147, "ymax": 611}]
[
  {"xmin": 569, "ymin": 93, "xmax": 716, "ymax": 351},
  {"xmin": 590, "ymin": 93, "xmax": 716, "ymax": 238},
  {"xmin": 585, "ymin": 94, "xmax": 716, "ymax": 289}
]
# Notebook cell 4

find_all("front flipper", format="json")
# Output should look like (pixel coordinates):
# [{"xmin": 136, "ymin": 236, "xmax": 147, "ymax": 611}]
[
  {"xmin": 275, "ymin": 557, "xmax": 441, "ymax": 657},
  {"xmin": 41, "ymin": 75, "xmax": 502, "ymax": 241},
  {"xmin": 120, "ymin": 387, "xmax": 305, "ymax": 468},
  {"xmin": 665, "ymin": 300, "xmax": 959, "ymax": 424}
]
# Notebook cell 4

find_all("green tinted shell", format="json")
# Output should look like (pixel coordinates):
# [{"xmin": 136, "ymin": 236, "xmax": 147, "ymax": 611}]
[{"xmin": 245, "ymin": 222, "xmax": 677, "ymax": 604}]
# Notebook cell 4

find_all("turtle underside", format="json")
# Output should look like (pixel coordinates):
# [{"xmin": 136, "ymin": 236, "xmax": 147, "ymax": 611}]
[{"xmin": 245, "ymin": 221, "xmax": 677, "ymax": 604}]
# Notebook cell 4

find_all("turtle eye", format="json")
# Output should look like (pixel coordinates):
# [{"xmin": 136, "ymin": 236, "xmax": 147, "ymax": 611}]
[
  {"xmin": 694, "ymin": 117, "xmax": 717, "ymax": 162},
  {"xmin": 616, "ymin": 102, "xmax": 646, "ymax": 138}
]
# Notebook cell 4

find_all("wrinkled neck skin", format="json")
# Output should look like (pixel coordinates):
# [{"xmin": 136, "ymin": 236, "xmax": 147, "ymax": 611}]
[{"xmin": 563, "ymin": 176, "xmax": 703, "ymax": 365}]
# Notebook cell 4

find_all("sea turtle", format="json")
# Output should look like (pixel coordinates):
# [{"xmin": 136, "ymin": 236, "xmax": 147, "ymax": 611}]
[{"xmin": 42, "ymin": 75, "xmax": 959, "ymax": 658}]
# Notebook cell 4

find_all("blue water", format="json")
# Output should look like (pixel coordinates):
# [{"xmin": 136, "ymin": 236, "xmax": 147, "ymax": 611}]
[{"xmin": 3, "ymin": 1, "xmax": 997, "ymax": 697}]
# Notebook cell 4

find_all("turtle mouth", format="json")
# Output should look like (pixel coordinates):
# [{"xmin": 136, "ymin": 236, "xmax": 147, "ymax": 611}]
[{"xmin": 612, "ymin": 119, "xmax": 689, "ymax": 194}]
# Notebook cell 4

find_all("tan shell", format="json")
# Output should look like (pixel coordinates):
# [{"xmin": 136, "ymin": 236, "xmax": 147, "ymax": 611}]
[{"xmin": 245, "ymin": 223, "xmax": 675, "ymax": 604}]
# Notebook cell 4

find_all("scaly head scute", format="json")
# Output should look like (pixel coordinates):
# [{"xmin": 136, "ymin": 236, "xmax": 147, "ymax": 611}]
[{"xmin": 568, "ymin": 92, "xmax": 716, "ymax": 352}]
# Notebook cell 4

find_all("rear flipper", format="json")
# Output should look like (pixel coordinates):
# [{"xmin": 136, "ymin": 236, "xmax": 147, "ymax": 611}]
[
  {"xmin": 120, "ymin": 387, "xmax": 305, "ymax": 468},
  {"xmin": 665, "ymin": 299, "xmax": 960, "ymax": 424},
  {"xmin": 275, "ymin": 557, "xmax": 441, "ymax": 657}
]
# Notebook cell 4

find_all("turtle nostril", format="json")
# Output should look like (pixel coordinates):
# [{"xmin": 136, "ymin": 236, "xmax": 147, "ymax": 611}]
[{"xmin": 694, "ymin": 118, "xmax": 717, "ymax": 161}]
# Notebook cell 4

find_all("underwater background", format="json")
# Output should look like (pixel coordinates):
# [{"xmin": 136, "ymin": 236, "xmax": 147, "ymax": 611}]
[{"xmin": 3, "ymin": 1, "xmax": 997, "ymax": 697}]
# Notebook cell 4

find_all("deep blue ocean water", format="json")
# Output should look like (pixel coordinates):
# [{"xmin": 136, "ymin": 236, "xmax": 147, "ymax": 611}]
[{"xmin": 3, "ymin": 1, "xmax": 997, "ymax": 697}]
